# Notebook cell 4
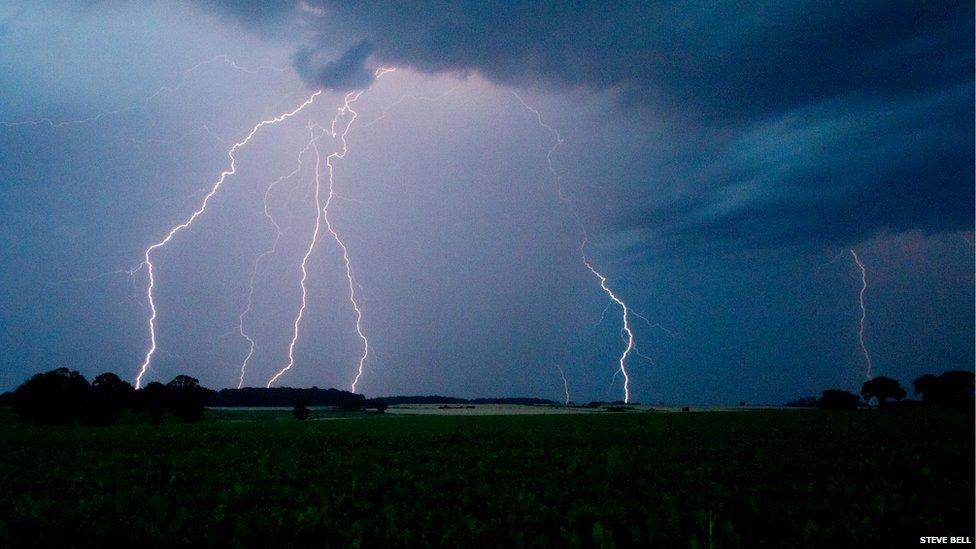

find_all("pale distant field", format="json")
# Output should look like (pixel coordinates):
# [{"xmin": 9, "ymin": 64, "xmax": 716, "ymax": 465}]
[
  {"xmin": 387, "ymin": 404, "xmax": 596, "ymax": 415},
  {"xmin": 384, "ymin": 404, "xmax": 786, "ymax": 415}
]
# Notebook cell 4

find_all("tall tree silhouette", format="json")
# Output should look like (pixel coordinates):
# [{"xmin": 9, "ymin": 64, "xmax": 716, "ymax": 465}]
[
  {"xmin": 167, "ymin": 375, "xmax": 212, "ymax": 422},
  {"xmin": 87, "ymin": 372, "xmax": 134, "ymax": 425},
  {"xmin": 134, "ymin": 382, "xmax": 169, "ymax": 425}
]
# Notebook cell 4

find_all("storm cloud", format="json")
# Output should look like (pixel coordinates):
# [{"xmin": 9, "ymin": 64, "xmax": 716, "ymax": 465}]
[
  {"xmin": 207, "ymin": 2, "xmax": 970, "ymax": 115},
  {"xmin": 294, "ymin": 39, "xmax": 376, "ymax": 90},
  {"xmin": 203, "ymin": 0, "xmax": 974, "ymax": 249}
]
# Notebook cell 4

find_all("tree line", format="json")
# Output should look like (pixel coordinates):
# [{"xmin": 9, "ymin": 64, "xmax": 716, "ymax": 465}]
[
  {"xmin": 787, "ymin": 371, "xmax": 974, "ymax": 409},
  {"xmin": 210, "ymin": 387, "xmax": 365, "ymax": 408},
  {"xmin": 1, "ymin": 368, "xmax": 213, "ymax": 425},
  {"xmin": 0, "ymin": 368, "xmax": 386, "ymax": 425}
]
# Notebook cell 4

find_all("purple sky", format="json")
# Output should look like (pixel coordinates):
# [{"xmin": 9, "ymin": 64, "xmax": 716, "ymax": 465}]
[{"xmin": 0, "ymin": 1, "xmax": 972, "ymax": 404}]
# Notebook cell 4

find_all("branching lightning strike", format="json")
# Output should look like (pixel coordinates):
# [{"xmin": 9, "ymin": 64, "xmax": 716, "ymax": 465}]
[
  {"xmin": 135, "ymin": 91, "xmax": 322, "ymax": 389},
  {"xmin": 583, "ymin": 250, "xmax": 635, "ymax": 403},
  {"xmin": 322, "ymin": 98, "xmax": 370, "ymax": 394},
  {"xmin": 267, "ymin": 67, "xmax": 394, "ymax": 390}
]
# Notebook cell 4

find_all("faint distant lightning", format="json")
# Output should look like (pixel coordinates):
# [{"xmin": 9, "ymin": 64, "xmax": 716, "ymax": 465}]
[
  {"xmin": 512, "ymin": 92, "xmax": 568, "ymax": 201},
  {"xmin": 2, "ymin": 55, "xmax": 285, "ymax": 130},
  {"xmin": 555, "ymin": 364, "xmax": 571, "ymax": 405},
  {"xmin": 353, "ymin": 83, "xmax": 462, "ymax": 134},
  {"xmin": 134, "ymin": 91, "xmax": 322, "ymax": 389},
  {"xmin": 267, "ymin": 67, "xmax": 393, "ymax": 390},
  {"xmin": 513, "ymin": 91, "xmax": 638, "ymax": 403},
  {"xmin": 850, "ymin": 249, "xmax": 873, "ymax": 380},
  {"xmin": 632, "ymin": 310, "xmax": 679, "ymax": 337}
]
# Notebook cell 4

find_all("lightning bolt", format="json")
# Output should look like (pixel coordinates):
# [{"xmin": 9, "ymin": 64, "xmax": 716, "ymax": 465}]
[
  {"xmin": 134, "ymin": 91, "xmax": 322, "ymax": 389},
  {"xmin": 267, "ymin": 67, "xmax": 394, "ymax": 390},
  {"xmin": 850, "ymin": 249, "xmax": 873, "ymax": 380},
  {"xmin": 582, "ymin": 249, "xmax": 635, "ymax": 403},
  {"xmin": 322, "ymin": 99, "xmax": 371, "ymax": 394},
  {"xmin": 513, "ymin": 91, "xmax": 638, "ymax": 403},
  {"xmin": 555, "ymin": 364, "xmax": 571, "ymax": 405}
]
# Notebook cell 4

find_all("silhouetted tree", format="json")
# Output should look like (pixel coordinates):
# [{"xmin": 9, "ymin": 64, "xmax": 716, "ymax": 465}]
[
  {"xmin": 912, "ymin": 374, "xmax": 940, "ymax": 403},
  {"xmin": 134, "ymin": 382, "xmax": 169, "ymax": 424},
  {"xmin": 374, "ymin": 400, "xmax": 388, "ymax": 413},
  {"xmin": 292, "ymin": 401, "xmax": 310, "ymax": 420},
  {"xmin": 860, "ymin": 376, "xmax": 906, "ymax": 407},
  {"xmin": 914, "ymin": 371, "xmax": 975, "ymax": 406},
  {"xmin": 167, "ymin": 375, "xmax": 211, "ymax": 422},
  {"xmin": 817, "ymin": 389, "xmax": 859, "ymax": 410},
  {"xmin": 939, "ymin": 371, "xmax": 975, "ymax": 404},
  {"xmin": 87, "ymin": 372, "xmax": 134, "ymax": 425},
  {"xmin": 0, "ymin": 391, "xmax": 13, "ymax": 407},
  {"xmin": 12, "ymin": 368, "xmax": 91, "ymax": 424}
]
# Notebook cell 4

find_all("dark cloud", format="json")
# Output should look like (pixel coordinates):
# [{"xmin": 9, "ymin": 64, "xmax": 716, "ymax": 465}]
[
  {"xmin": 619, "ymin": 84, "xmax": 975, "ymax": 250},
  {"xmin": 271, "ymin": 1, "xmax": 973, "ymax": 120},
  {"xmin": 199, "ymin": 0, "xmax": 973, "ymax": 248},
  {"xmin": 294, "ymin": 39, "xmax": 375, "ymax": 91},
  {"xmin": 191, "ymin": 0, "xmax": 297, "ymax": 27}
]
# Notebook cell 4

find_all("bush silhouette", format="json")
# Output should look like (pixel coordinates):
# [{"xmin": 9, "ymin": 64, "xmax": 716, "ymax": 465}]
[
  {"xmin": 87, "ymin": 372, "xmax": 134, "ymax": 425},
  {"xmin": 860, "ymin": 376, "xmax": 906, "ymax": 407},
  {"xmin": 12, "ymin": 368, "xmax": 91, "ymax": 424},
  {"xmin": 293, "ymin": 402, "xmax": 310, "ymax": 420},
  {"xmin": 166, "ymin": 375, "xmax": 211, "ymax": 422},
  {"xmin": 816, "ymin": 389, "xmax": 859, "ymax": 410}
]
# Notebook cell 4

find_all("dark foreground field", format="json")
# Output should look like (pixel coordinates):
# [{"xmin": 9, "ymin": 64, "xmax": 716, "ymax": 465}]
[{"xmin": 0, "ymin": 408, "xmax": 972, "ymax": 547}]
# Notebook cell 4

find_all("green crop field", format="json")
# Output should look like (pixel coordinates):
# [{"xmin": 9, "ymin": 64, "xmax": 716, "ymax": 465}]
[{"xmin": 0, "ymin": 408, "xmax": 972, "ymax": 547}]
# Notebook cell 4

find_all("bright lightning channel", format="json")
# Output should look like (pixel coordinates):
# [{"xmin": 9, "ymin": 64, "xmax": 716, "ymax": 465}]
[
  {"xmin": 850, "ymin": 249, "xmax": 873, "ymax": 380},
  {"xmin": 513, "ymin": 91, "xmax": 638, "ymax": 404},
  {"xmin": 582, "ymin": 250, "xmax": 635, "ymax": 403},
  {"xmin": 134, "ymin": 91, "xmax": 322, "ymax": 389}
]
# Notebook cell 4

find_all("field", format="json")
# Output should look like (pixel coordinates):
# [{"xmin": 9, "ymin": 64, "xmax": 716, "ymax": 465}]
[{"xmin": 0, "ymin": 407, "xmax": 972, "ymax": 547}]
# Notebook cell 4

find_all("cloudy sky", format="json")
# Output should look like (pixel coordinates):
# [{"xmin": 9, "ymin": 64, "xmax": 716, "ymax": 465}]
[{"xmin": 0, "ymin": 1, "xmax": 972, "ymax": 404}]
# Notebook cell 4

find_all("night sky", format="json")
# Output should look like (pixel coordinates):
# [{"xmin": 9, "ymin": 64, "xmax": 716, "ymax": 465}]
[{"xmin": 0, "ymin": 1, "xmax": 972, "ymax": 404}]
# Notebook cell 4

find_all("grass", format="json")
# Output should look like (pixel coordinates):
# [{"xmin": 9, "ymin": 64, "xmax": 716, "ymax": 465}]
[{"xmin": 0, "ymin": 408, "xmax": 971, "ymax": 547}]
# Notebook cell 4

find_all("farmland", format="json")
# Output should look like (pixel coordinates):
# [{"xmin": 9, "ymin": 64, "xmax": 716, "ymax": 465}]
[{"xmin": 0, "ymin": 407, "xmax": 972, "ymax": 547}]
